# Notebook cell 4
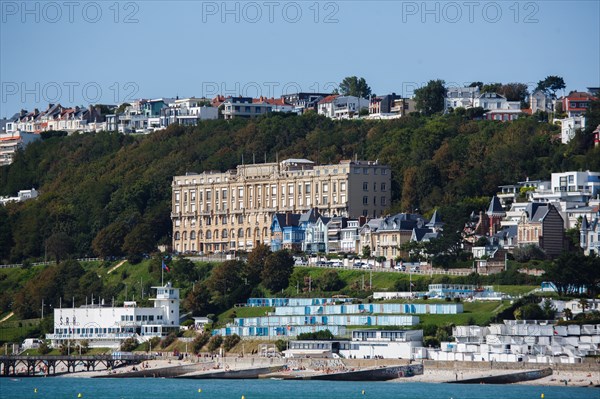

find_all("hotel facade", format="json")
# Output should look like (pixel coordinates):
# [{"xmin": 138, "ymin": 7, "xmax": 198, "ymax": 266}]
[{"xmin": 171, "ymin": 159, "xmax": 391, "ymax": 254}]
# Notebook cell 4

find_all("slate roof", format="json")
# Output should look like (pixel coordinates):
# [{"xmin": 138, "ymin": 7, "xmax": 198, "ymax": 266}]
[
  {"xmin": 487, "ymin": 196, "xmax": 505, "ymax": 216},
  {"xmin": 299, "ymin": 208, "xmax": 320, "ymax": 224},
  {"xmin": 273, "ymin": 213, "xmax": 301, "ymax": 228},
  {"xmin": 581, "ymin": 216, "xmax": 589, "ymax": 230},
  {"xmin": 524, "ymin": 202, "xmax": 549, "ymax": 222},
  {"xmin": 426, "ymin": 209, "xmax": 444, "ymax": 228}
]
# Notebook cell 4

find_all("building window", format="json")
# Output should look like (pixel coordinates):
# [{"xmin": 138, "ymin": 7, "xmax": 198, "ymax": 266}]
[
  {"xmin": 363, "ymin": 182, "xmax": 368, "ymax": 191},
  {"xmin": 363, "ymin": 196, "xmax": 368, "ymax": 205},
  {"xmin": 381, "ymin": 197, "xmax": 386, "ymax": 206},
  {"xmin": 381, "ymin": 182, "xmax": 386, "ymax": 191}
]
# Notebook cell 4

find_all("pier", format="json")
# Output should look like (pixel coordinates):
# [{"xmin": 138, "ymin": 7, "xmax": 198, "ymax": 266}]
[{"xmin": 0, "ymin": 354, "xmax": 151, "ymax": 377}]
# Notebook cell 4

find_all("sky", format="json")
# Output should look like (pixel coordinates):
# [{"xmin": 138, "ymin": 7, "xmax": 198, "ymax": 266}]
[{"xmin": 1, "ymin": 0, "xmax": 599, "ymax": 118}]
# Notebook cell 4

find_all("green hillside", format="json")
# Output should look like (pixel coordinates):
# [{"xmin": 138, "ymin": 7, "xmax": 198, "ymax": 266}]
[{"xmin": 1, "ymin": 110, "xmax": 599, "ymax": 265}]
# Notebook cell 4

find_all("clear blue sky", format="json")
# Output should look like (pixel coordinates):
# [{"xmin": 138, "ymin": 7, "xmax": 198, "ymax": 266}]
[{"xmin": 1, "ymin": 0, "xmax": 599, "ymax": 118}]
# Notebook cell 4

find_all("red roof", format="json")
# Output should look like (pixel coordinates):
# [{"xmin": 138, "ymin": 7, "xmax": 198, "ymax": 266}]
[{"xmin": 318, "ymin": 95, "xmax": 338, "ymax": 104}]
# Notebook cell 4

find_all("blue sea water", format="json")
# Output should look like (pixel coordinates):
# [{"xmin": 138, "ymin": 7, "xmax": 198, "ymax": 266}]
[{"xmin": 0, "ymin": 378, "xmax": 595, "ymax": 399}]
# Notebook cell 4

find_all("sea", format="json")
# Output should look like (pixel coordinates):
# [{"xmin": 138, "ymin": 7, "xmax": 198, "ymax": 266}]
[{"xmin": 0, "ymin": 378, "xmax": 596, "ymax": 399}]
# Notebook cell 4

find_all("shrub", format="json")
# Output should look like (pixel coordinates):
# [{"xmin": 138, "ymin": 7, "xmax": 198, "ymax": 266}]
[
  {"xmin": 181, "ymin": 319, "xmax": 194, "ymax": 327},
  {"xmin": 222, "ymin": 334, "xmax": 241, "ymax": 352},
  {"xmin": 192, "ymin": 333, "xmax": 210, "ymax": 354},
  {"xmin": 207, "ymin": 335, "xmax": 223, "ymax": 353},
  {"xmin": 160, "ymin": 332, "xmax": 177, "ymax": 349},
  {"xmin": 38, "ymin": 340, "xmax": 51, "ymax": 355},
  {"xmin": 275, "ymin": 339, "xmax": 287, "ymax": 353},
  {"xmin": 120, "ymin": 337, "xmax": 138, "ymax": 352}
]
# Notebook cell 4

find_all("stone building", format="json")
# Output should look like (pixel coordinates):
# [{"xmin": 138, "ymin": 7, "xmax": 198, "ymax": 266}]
[{"xmin": 171, "ymin": 158, "xmax": 391, "ymax": 254}]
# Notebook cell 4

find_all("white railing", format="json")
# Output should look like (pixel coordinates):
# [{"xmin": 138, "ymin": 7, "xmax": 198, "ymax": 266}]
[{"xmin": 0, "ymin": 257, "xmax": 101, "ymax": 269}]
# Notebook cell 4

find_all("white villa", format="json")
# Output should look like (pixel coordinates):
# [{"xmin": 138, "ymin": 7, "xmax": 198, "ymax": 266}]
[{"xmin": 47, "ymin": 283, "xmax": 180, "ymax": 348}]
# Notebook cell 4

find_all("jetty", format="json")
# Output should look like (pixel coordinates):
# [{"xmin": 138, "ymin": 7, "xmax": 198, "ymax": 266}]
[{"xmin": 0, "ymin": 354, "xmax": 151, "ymax": 377}]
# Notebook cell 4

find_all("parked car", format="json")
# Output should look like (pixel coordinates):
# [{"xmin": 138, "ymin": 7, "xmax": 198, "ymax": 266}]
[
  {"xmin": 354, "ymin": 261, "xmax": 365, "ymax": 268},
  {"xmin": 361, "ymin": 263, "xmax": 372, "ymax": 269}
]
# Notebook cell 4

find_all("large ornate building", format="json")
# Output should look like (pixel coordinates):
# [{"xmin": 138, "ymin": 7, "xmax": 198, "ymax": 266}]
[{"xmin": 171, "ymin": 159, "xmax": 391, "ymax": 254}]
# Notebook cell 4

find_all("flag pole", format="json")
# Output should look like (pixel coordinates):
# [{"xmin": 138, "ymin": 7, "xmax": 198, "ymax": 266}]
[{"xmin": 161, "ymin": 261, "xmax": 164, "ymax": 286}]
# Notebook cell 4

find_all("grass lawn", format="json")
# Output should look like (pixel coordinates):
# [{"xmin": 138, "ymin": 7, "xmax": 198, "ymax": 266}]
[
  {"xmin": 418, "ymin": 300, "xmax": 510, "ymax": 326},
  {"xmin": 495, "ymin": 285, "xmax": 537, "ymax": 296},
  {"xmin": 216, "ymin": 306, "xmax": 274, "ymax": 327}
]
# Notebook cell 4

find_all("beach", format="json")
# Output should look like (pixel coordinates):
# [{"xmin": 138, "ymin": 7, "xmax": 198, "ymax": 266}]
[{"xmin": 49, "ymin": 356, "xmax": 600, "ymax": 387}]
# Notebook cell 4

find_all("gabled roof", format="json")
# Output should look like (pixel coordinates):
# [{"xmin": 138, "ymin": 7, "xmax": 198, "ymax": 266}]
[
  {"xmin": 493, "ymin": 225, "xmax": 517, "ymax": 240},
  {"xmin": 487, "ymin": 196, "xmax": 505, "ymax": 216},
  {"xmin": 523, "ymin": 202, "xmax": 549, "ymax": 222},
  {"xmin": 426, "ymin": 209, "xmax": 444, "ymax": 228},
  {"xmin": 581, "ymin": 216, "xmax": 588, "ymax": 231},
  {"xmin": 273, "ymin": 213, "xmax": 301, "ymax": 229},
  {"xmin": 299, "ymin": 208, "xmax": 320, "ymax": 224}
]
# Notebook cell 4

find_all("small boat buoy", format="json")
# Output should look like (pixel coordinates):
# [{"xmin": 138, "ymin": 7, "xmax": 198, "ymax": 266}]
[
  {"xmin": 541, "ymin": 394, "xmax": 544, "ymax": 399},
  {"xmin": 241, "ymin": 396, "xmax": 245, "ymax": 399},
  {"xmin": 362, "ymin": 389, "xmax": 365, "ymax": 395},
  {"xmin": 77, "ymin": 394, "xmax": 83, "ymax": 398},
  {"xmin": 34, "ymin": 388, "xmax": 38, "ymax": 393},
  {"xmin": 198, "ymin": 388, "xmax": 202, "ymax": 393}
]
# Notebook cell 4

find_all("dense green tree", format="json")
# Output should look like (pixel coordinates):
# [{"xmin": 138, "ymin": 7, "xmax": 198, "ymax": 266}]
[
  {"xmin": 45, "ymin": 232, "xmax": 74, "ymax": 264},
  {"xmin": 318, "ymin": 270, "xmax": 345, "ymax": 291},
  {"xmin": 261, "ymin": 250, "xmax": 294, "ymax": 292},
  {"xmin": 545, "ymin": 252, "xmax": 600, "ymax": 297},
  {"xmin": 338, "ymin": 76, "xmax": 372, "ymax": 98},
  {"xmin": 243, "ymin": 243, "xmax": 271, "ymax": 286},
  {"xmin": 414, "ymin": 80, "xmax": 446, "ymax": 116},
  {"xmin": 92, "ymin": 221, "xmax": 129, "ymax": 258},
  {"xmin": 536, "ymin": 75, "xmax": 566, "ymax": 98},
  {"xmin": 481, "ymin": 83, "xmax": 502, "ymax": 94},
  {"xmin": 498, "ymin": 83, "xmax": 529, "ymax": 103}
]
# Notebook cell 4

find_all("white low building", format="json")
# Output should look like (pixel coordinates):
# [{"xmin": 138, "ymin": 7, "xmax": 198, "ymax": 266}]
[
  {"xmin": 427, "ymin": 320, "xmax": 600, "ymax": 363},
  {"xmin": 47, "ymin": 283, "xmax": 180, "ymax": 348},
  {"xmin": 284, "ymin": 329, "xmax": 423, "ymax": 359},
  {"xmin": 341, "ymin": 329, "xmax": 423, "ymax": 359}
]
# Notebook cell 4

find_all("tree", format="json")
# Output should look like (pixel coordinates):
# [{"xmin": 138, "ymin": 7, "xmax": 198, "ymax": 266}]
[
  {"xmin": 45, "ymin": 232, "xmax": 74, "ymax": 264},
  {"xmin": 207, "ymin": 260, "xmax": 243, "ymax": 296},
  {"xmin": 261, "ymin": 250, "xmax": 294, "ymax": 292},
  {"xmin": 122, "ymin": 223, "xmax": 155, "ymax": 263},
  {"xmin": 361, "ymin": 246, "xmax": 371, "ymax": 259},
  {"xmin": 498, "ymin": 83, "xmax": 529, "ymax": 103},
  {"xmin": 414, "ymin": 80, "xmax": 446, "ymax": 116},
  {"xmin": 338, "ymin": 76, "xmax": 371, "ymax": 98},
  {"xmin": 536, "ymin": 75, "xmax": 566, "ymax": 98},
  {"xmin": 544, "ymin": 252, "xmax": 596, "ymax": 297},
  {"xmin": 481, "ymin": 83, "xmax": 502, "ymax": 94},
  {"xmin": 514, "ymin": 303, "xmax": 546, "ymax": 320},
  {"xmin": 244, "ymin": 243, "xmax": 271, "ymax": 286},
  {"xmin": 318, "ymin": 270, "xmax": 344, "ymax": 291},
  {"xmin": 92, "ymin": 221, "xmax": 128, "ymax": 258}
]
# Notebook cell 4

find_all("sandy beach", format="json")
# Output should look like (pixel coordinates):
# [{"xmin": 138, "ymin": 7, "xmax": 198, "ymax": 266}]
[
  {"xmin": 50, "ymin": 357, "xmax": 600, "ymax": 387},
  {"xmin": 391, "ymin": 367, "xmax": 600, "ymax": 387}
]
